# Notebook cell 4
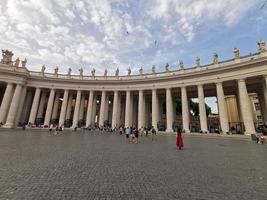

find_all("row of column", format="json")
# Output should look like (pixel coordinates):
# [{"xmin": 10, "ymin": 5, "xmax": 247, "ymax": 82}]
[{"xmin": 0, "ymin": 77, "xmax": 266, "ymax": 134}]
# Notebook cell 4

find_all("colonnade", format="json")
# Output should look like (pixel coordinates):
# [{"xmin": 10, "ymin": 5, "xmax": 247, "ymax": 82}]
[{"xmin": 0, "ymin": 77, "xmax": 266, "ymax": 135}]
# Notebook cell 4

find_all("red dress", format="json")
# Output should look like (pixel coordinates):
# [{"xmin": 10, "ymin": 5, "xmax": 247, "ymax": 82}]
[{"xmin": 176, "ymin": 132, "xmax": 184, "ymax": 150}]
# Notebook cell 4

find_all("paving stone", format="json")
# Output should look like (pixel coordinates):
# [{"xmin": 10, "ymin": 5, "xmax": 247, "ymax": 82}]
[{"xmin": 0, "ymin": 129, "xmax": 266, "ymax": 200}]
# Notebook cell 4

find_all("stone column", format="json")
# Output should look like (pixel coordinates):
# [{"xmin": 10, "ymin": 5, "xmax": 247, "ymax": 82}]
[
  {"xmin": 51, "ymin": 93, "xmax": 60, "ymax": 120},
  {"xmin": 58, "ymin": 90, "xmax": 69, "ymax": 126},
  {"xmin": 0, "ymin": 83, "xmax": 14, "ymax": 124},
  {"xmin": 28, "ymin": 88, "xmax": 41, "ymax": 125},
  {"xmin": 71, "ymin": 90, "xmax": 81, "ymax": 128},
  {"xmin": 152, "ymin": 89, "xmax": 159, "ymax": 131},
  {"xmin": 44, "ymin": 89, "xmax": 55, "ymax": 126},
  {"xmin": 99, "ymin": 91, "xmax": 106, "ymax": 127},
  {"xmin": 15, "ymin": 87, "xmax": 27, "ymax": 126},
  {"xmin": 262, "ymin": 77, "xmax": 267, "ymax": 124},
  {"xmin": 91, "ymin": 96, "xmax": 97, "ymax": 125},
  {"xmin": 37, "ymin": 91, "xmax": 47, "ymax": 119},
  {"xmin": 4, "ymin": 84, "xmax": 22, "ymax": 128},
  {"xmin": 125, "ymin": 90, "xmax": 131, "ymax": 127},
  {"xmin": 79, "ymin": 94, "xmax": 85, "ymax": 121},
  {"xmin": 181, "ymin": 87, "xmax": 190, "ymax": 133},
  {"xmin": 86, "ymin": 91, "xmax": 94, "ymax": 127},
  {"xmin": 138, "ymin": 90, "xmax": 144, "ymax": 129},
  {"xmin": 117, "ymin": 94, "xmax": 122, "ymax": 125},
  {"xmin": 238, "ymin": 79, "xmax": 256, "ymax": 134},
  {"xmin": 65, "ymin": 93, "xmax": 73, "ymax": 120},
  {"xmin": 216, "ymin": 82, "xmax": 229, "ymax": 134},
  {"xmin": 166, "ymin": 88, "xmax": 173, "ymax": 132},
  {"xmin": 197, "ymin": 85, "xmax": 208, "ymax": 133},
  {"xmin": 104, "ymin": 95, "xmax": 109, "ymax": 121},
  {"xmin": 112, "ymin": 91, "xmax": 119, "ymax": 129}
]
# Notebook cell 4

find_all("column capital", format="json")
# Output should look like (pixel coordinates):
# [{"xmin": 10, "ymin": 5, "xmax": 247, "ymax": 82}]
[
  {"xmin": 215, "ymin": 81, "xmax": 223, "ymax": 86},
  {"xmin": 237, "ymin": 78, "xmax": 246, "ymax": 83}
]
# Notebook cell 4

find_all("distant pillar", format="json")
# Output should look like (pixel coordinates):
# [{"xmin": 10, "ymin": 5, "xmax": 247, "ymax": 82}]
[
  {"xmin": 112, "ymin": 91, "xmax": 119, "ymax": 129},
  {"xmin": 51, "ymin": 93, "xmax": 60, "ymax": 121},
  {"xmin": 58, "ymin": 90, "xmax": 69, "ymax": 126},
  {"xmin": 0, "ymin": 83, "xmax": 14, "ymax": 124},
  {"xmin": 181, "ymin": 87, "xmax": 190, "ymax": 133},
  {"xmin": 198, "ymin": 85, "xmax": 208, "ymax": 133},
  {"xmin": 86, "ymin": 91, "xmax": 94, "ymax": 127},
  {"xmin": 71, "ymin": 90, "xmax": 81, "ymax": 128},
  {"xmin": 99, "ymin": 91, "xmax": 106, "ymax": 127},
  {"xmin": 44, "ymin": 89, "xmax": 55, "ymax": 126},
  {"xmin": 125, "ymin": 91, "xmax": 131, "ymax": 127},
  {"xmin": 138, "ymin": 90, "xmax": 144, "ymax": 129},
  {"xmin": 152, "ymin": 89, "xmax": 159, "ymax": 131},
  {"xmin": 166, "ymin": 88, "xmax": 173, "ymax": 132},
  {"xmin": 28, "ymin": 88, "xmax": 41, "ymax": 125}
]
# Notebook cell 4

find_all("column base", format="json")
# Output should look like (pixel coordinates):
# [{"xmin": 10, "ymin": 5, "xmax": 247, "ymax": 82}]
[
  {"xmin": 165, "ymin": 129, "xmax": 174, "ymax": 133},
  {"xmin": 184, "ymin": 129, "xmax": 190, "ymax": 134},
  {"xmin": 3, "ymin": 123, "xmax": 15, "ymax": 128}
]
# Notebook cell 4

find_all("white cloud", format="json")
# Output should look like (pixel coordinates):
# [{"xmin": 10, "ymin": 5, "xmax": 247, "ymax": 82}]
[{"xmin": 0, "ymin": 0, "xmax": 262, "ymax": 75}]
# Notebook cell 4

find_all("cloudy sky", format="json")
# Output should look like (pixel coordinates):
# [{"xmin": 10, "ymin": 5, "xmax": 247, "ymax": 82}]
[{"xmin": 0, "ymin": 0, "xmax": 267, "ymax": 112}]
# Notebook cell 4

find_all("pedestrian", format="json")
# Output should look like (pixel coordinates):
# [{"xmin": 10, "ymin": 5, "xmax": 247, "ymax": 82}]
[
  {"xmin": 49, "ymin": 124, "xmax": 53, "ymax": 136},
  {"xmin": 151, "ymin": 126, "xmax": 156, "ymax": 141},
  {"xmin": 125, "ymin": 127, "xmax": 130, "ymax": 142},
  {"xmin": 55, "ymin": 125, "xmax": 59, "ymax": 135},
  {"xmin": 145, "ymin": 127, "xmax": 149, "ymax": 137},
  {"xmin": 119, "ymin": 126, "xmax": 123, "ymax": 135},
  {"xmin": 134, "ymin": 128, "xmax": 139, "ymax": 143},
  {"xmin": 176, "ymin": 128, "xmax": 184, "ymax": 150},
  {"xmin": 140, "ymin": 126, "xmax": 144, "ymax": 136}
]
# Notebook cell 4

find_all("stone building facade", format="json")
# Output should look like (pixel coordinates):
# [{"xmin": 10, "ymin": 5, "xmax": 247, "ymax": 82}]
[{"xmin": 0, "ymin": 41, "xmax": 267, "ymax": 135}]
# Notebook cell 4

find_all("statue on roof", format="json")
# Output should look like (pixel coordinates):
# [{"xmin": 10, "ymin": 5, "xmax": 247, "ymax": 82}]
[
  {"xmin": 139, "ymin": 67, "xmax": 143, "ymax": 75},
  {"xmin": 91, "ymin": 68, "xmax": 95, "ymax": 77},
  {"xmin": 14, "ymin": 57, "xmax": 20, "ymax": 67},
  {"xmin": 195, "ymin": 56, "xmax": 200, "ymax": 67},
  {"xmin": 179, "ymin": 60, "xmax": 184, "ymax": 70},
  {"xmin": 1, "ymin": 49, "xmax": 13, "ymax": 65},
  {"xmin": 67, "ymin": 67, "xmax": 71, "ymax": 76},
  {"xmin": 127, "ymin": 67, "xmax": 131, "ymax": 76},
  {"xmin": 152, "ymin": 65, "xmax": 156, "ymax": 73},
  {"xmin": 233, "ymin": 48, "xmax": 240, "ymax": 59},
  {"xmin": 258, "ymin": 40, "xmax": 265, "ymax": 53},
  {"xmin": 21, "ymin": 58, "xmax": 27, "ymax": 68},
  {"xmin": 54, "ymin": 66, "xmax": 59, "ymax": 75},
  {"xmin": 115, "ymin": 68, "xmax": 119, "ymax": 76},
  {"xmin": 213, "ymin": 53, "xmax": 219, "ymax": 64},
  {"xmin": 79, "ymin": 67, "xmax": 83, "ymax": 77},
  {"xmin": 104, "ymin": 68, "xmax": 108, "ymax": 76},
  {"xmin": 41, "ymin": 65, "xmax": 46, "ymax": 75},
  {"xmin": 165, "ymin": 63, "xmax": 169, "ymax": 72}
]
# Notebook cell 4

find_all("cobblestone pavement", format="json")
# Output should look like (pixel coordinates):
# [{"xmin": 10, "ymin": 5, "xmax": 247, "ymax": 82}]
[{"xmin": 0, "ymin": 129, "xmax": 266, "ymax": 200}]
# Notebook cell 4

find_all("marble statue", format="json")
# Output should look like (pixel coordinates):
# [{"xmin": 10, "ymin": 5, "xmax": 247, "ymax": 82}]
[
  {"xmin": 1, "ymin": 49, "xmax": 13, "ymax": 65},
  {"xmin": 165, "ymin": 63, "xmax": 169, "ymax": 72},
  {"xmin": 104, "ymin": 69, "xmax": 108, "ymax": 76},
  {"xmin": 258, "ymin": 40, "xmax": 265, "ymax": 53},
  {"xmin": 213, "ymin": 53, "xmax": 219, "ymax": 64},
  {"xmin": 21, "ymin": 58, "xmax": 27, "ymax": 68},
  {"xmin": 195, "ymin": 56, "xmax": 200, "ymax": 67},
  {"xmin": 67, "ymin": 68, "xmax": 71, "ymax": 76},
  {"xmin": 54, "ymin": 66, "xmax": 59, "ymax": 75},
  {"xmin": 91, "ymin": 68, "xmax": 96, "ymax": 77},
  {"xmin": 127, "ymin": 67, "xmax": 131, "ymax": 76},
  {"xmin": 79, "ymin": 67, "xmax": 83, "ymax": 77},
  {"xmin": 14, "ymin": 57, "xmax": 20, "ymax": 67},
  {"xmin": 233, "ymin": 48, "xmax": 240, "ymax": 59},
  {"xmin": 152, "ymin": 65, "xmax": 156, "ymax": 73},
  {"xmin": 115, "ymin": 68, "xmax": 119, "ymax": 76},
  {"xmin": 139, "ymin": 67, "xmax": 143, "ymax": 75},
  {"xmin": 179, "ymin": 60, "xmax": 184, "ymax": 70},
  {"xmin": 41, "ymin": 65, "xmax": 46, "ymax": 74}
]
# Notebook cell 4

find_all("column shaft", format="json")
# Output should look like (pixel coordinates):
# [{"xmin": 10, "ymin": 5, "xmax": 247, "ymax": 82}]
[
  {"xmin": 37, "ymin": 91, "xmax": 47, "ymax": 119},
  {"xmin": 125, "ymin": 91, "xmax": 131, "ymax": 127},
  {"xmin": 79, "ymin": 94, "xmax": 85, "ymax": 120},
  {"xmin": 181, "ymin": 87, "xmax": 190, "ymax": 133},
  {"xmin": 28, "ymin": 88, "xmax": 41, "ymax": 125},
  {"xmin": 0, "ymin": 83, "xmax": 14, "ymax": 124},
  {"xmin": 91, "ymin": 96, "xmax": 97, "ymax": 125},
  {"xmin": 86, "ymin": 91, "xmax": 94, "ymax": 127},
  {"xmin": 44, "ymin": 89, "xmax": 56, "ymax": 126},
  {"xmin": 238, "ymin": 79, "xmax": 255, "ymax": 134},
  {"xmin": 99, "ymin": 91, "xmax": 106, "ymax": 127},
  {"xmin": 4, "ymin": 84, "xmax": 22, "ymax": 128},
  {"xmin": 65, "ymin": 93, "xmax": 73, "ymax": 120},
  {"xmin": 138, "ymin": 90, "xmax": 144, "ymax": 129},
  {"xmin": 59, "ymin": 90, "xmax": 69, "ymax": 126},
  {"xmin": 216, "ymin": 82, "xmax": 229, "ymax": 134},
  {"xmin": 198, "ymin": 85, "xmax": 208, "ymax": 132},
  {"xmin": 166, "ymin": 88, "xmax": 173, "ymax": 132},
  {"xmin": 52, "ymin": 93, "xmax": 60, "ymax": 120},
  {"xmin": 15, "ymin": 86, "xmax": 27, "ymax": 126},
  {"xmin": 112, "ymin": 91, "xmax": 119, "ymax": 129},
  {"xmin": 152, "ymin": 89, "xmax": 159, "ymax": 131},
  {"xmin": 72, "ymin": 90, "xmax": 81, "ymax": 128}
]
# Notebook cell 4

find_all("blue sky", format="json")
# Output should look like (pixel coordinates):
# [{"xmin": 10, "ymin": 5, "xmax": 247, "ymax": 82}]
[{"xmin": 0, "ymin": 0, "xmax": 266, "ymax": 112}]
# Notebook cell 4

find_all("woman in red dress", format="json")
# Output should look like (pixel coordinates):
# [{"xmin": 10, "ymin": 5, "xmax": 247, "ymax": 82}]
[{"xmin": 176, "ymin": 128, "xmax": 184, "ymax": 150}]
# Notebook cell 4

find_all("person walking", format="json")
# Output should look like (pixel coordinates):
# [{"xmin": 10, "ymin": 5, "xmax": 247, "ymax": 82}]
[
  {"xmin": 125, "ymin": 127, "xmax": 130, "ymax": 142},
  {"xmin": 176, "ymin": 128, "xmax": 184, "ymax": 150},
  {"xmin": 49, "ymin": 124, "xmax": 53, "ymax": 136},
  {"xmin": 134, "ymin": 128, "xmax": 139, "ymax": 143},
  {"xmin": 151, "ymin": 126, "xmax": 156, "ymax": 141}
]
